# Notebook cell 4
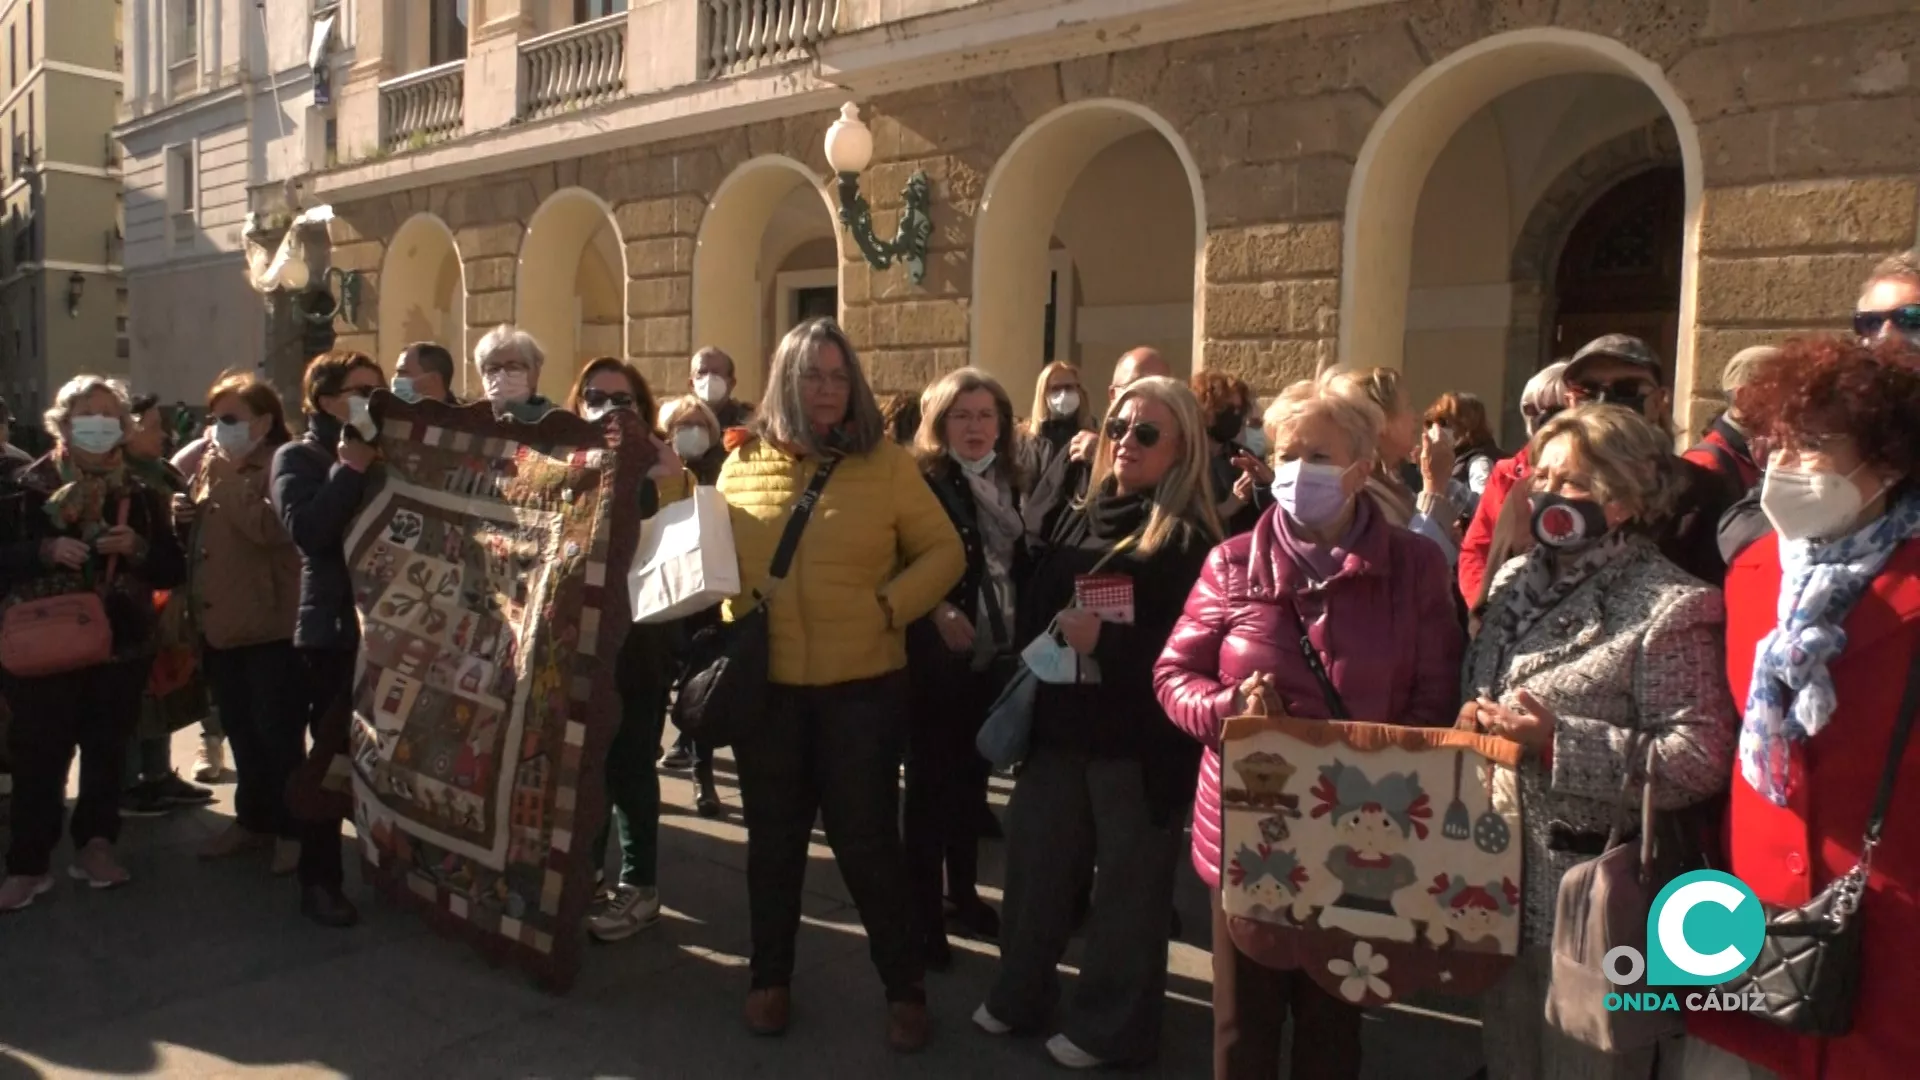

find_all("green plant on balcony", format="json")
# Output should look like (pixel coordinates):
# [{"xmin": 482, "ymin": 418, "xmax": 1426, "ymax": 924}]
[{"xmin": 406, "ymin": 131, "xmax": 430, "ymax": 153}]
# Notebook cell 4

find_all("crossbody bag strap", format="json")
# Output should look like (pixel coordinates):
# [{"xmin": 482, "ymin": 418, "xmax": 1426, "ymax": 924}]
[
  {"xmin": 1860, "ymin": 645, "xmax": 1920, "ymax": 858},
  {"xmin": 765, "ymin": 455, "xmax": 841, "ymax": 585},
  {"xmin": 1280, "ymin": 596, "xmax": 1350, "ymax": 720}
]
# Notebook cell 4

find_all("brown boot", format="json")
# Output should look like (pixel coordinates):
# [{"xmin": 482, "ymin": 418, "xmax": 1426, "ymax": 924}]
[
  {"xmin": 744, "ymin": 987, "xmax": 790, "ymax": 1036},
  {"xmin": 888, "ymin": 1000, "xmax": 930, "ymax": 1053}
]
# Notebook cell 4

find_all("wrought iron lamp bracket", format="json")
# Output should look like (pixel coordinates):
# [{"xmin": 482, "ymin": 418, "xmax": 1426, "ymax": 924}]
[
  {"xmin": 835, "ymin": 170, "xmax": 932, "ymax": 285},
  {"xmin": 297, "ymin": 267, "xmax": 364, "ymax": 328}
]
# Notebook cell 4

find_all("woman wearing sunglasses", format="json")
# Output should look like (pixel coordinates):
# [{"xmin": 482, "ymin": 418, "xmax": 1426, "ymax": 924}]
[
  {"xmin": 977, "ymin": 376, "xmax": 1220, "ymax": 1069},
  {"xmin": 563, "ymin": 357, "xmax": 694, "ymax": 944},
  {"xmin": 1154, "ymin": 373, "xmax": 1463, "ymax": 1080}
]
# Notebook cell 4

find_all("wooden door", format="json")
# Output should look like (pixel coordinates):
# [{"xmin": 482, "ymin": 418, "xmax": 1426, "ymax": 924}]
[{"xmin": 1551, "ymin": 167, "xmax": 1685, "ymax": 383}]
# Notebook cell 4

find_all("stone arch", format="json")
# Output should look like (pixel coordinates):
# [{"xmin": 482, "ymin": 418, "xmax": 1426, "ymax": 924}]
[
  {"xmin": 1500, "ymin": 120, "xmax": 1683, "ymax": 444},
  {"xmin": 972, "ymin": 98, "xmax": 1207, "ymax": 400},
  {"xmin": 515, "ymin": 187, "xmax": 627, "ymax": 403},
  {"xmin": 1340, "ymin": 28, "xmax": 1707, "ymax": 435},
  {"xmin": 377, "ymin": 213, "xmax": 467, "ymax": 382},
  {"xmin": 691, "ymin": 155, "xmax": 842, "ymax": 402}
]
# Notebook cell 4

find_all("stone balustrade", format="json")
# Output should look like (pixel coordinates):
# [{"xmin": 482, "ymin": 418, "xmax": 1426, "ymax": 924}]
[
  {"xmin": 700, "ymin": 0, "xmax": 840, "ymax": 78},
  {"xmin": 379, "ymin": 60, "xmax": 466, "ymax": 153},
  {"xmin": 522, "ymin": 12, "xmax": 630, "ymax": 122}
]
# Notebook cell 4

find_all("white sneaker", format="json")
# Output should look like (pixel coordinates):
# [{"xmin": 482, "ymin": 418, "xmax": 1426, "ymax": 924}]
[
  {"xmin": 1046, "ymin": 1034, "xmax": 1107, "ymax": 1070},
  {"xmin": 971, "ymin": 1004, "xmax": 1012, "ymax": 1036},
  {"xmin": 587, "ymin": 884, "xmax": 661, "ymax": 942},
  {"xmin": 193, "ymin": 737, "xmax": 225, "ymax": 783}
]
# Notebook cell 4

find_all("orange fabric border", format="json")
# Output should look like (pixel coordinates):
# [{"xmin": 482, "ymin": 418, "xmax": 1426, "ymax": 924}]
[{"xmin": 1222, "ymin": 714, "xmax": 1525, "ymax": 768}]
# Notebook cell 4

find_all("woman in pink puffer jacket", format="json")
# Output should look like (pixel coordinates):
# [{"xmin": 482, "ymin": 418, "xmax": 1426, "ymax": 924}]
[{"xmin": 1153, "ymin": 374, "xmax": 1463, "ymax": 1080}]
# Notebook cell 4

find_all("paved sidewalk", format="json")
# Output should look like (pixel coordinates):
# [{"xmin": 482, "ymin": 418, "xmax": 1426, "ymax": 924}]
[{"xmin": 0, "ymin": 726, "xmax": 1485, "ymax": 1078}]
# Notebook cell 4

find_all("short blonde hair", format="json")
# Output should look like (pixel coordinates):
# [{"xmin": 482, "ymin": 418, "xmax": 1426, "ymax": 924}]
[
  {"xmin": 1527, "ymin": 404, "xmax": 1678, "ymax": 525},
  {"xmin": 916, "ymin": 366, "xmax": 1020, "ymax": 485},
  {"xmin": 1323, "ymin": 367, "xmax": 1406, "ymax": 422},
  {"xmin": 1264, "ymin": 374, "xmax": 1384, "ymax": 464},
  {"xmin": 1084, "ymin": 376, "xmax": 1222, "ymax": 554},
  {"xmin": 1721, "ymin": 346, "xmax": 1781, "ymax": 394},
  {"xmin": 46, "ymin": 375, "xmax": 132, "ymax": 441},
  {"xmin": 661, "ymin": 395, "xmax": 720, "ymax": 439},
  {"xmin": 1030, "ymin": 360, "xmax": 1094, "ymax": 431}
]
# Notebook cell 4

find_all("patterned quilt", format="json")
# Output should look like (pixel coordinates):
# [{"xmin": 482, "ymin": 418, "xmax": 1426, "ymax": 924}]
[{"xmin": 344, "ymin": 394, "xmax": 649, "ymax": 990}]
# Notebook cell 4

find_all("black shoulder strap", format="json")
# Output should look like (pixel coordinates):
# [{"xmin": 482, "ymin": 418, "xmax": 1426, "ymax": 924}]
[
  {"xmin": 768, "ymin": 455, "xmax": 840, "ymax": 582},
  {"xmin": 1864, "ymin": 645, "xmax": 1920, "ymax": 847},
  {"xmin": 1281, "ymin": 597, "xmax": 1350, "ymax": 720}
]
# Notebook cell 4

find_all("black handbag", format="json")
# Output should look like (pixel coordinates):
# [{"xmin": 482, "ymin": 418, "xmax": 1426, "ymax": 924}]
[
  {"xmin": 670, "ymin": 455, "xmax": 839, "ymax": 748},
  {"xmin": 1716, "ymin": 646, "xmax": 1920, "ymax": 1036}
]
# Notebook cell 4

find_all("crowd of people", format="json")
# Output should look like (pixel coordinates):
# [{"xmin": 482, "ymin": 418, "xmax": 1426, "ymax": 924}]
[{"xmin": 2, "ymin": 248, "xmax": 1919, "ymax": 1080}]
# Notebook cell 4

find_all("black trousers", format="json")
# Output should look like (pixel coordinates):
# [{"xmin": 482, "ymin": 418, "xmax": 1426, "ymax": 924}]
[
  {"xmin": 4, "ymin": 660, "xmax": 148, "ymax": 876},
  {"xmin": 204, "ymin": 640, "xmax": 306, "ymax": 838},
  {"xmin": 1211, "ymin": 888, "xmax": 1363, "ymax": 1080},
  {"xmin": 296, "ymin": 647, "xmax": 353, "ymax": 889},
  {"xmin": 903, "ymin": 650, "xmax": 993, "ymax": 947},
  {"xmin": 733, "ymin": 669, "xmax": 922, "ymax": 1002}
]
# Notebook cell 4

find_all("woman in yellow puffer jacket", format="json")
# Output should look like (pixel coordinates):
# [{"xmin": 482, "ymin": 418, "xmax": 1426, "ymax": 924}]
[{"xmin": 719, "ymin": 317, "xmax": 964, "ymax": 1053}]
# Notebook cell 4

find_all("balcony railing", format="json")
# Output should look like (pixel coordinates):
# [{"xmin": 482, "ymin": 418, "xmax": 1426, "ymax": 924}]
[
  {"xmin": 701, "ymin": 0, "xmax": 839, "ymax": 79},
  {"xmin": 380, "ymin": 60, "xmax": 466, "ymax": 153},
  {"xmin": 522, "ymin": 12, "xmax": 628, "ymax": 122}
]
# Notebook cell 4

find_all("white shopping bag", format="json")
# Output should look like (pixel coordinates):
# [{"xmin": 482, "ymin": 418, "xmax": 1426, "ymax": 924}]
[{"xmin": 628, "ymin": 487, "xmax": 740, "ymax": 623}]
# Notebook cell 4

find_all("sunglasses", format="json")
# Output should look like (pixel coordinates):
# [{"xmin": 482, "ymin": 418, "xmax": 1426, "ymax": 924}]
[
  {"xmin": 582, "ymin": 389, "xmax": 636, "ymax": 409},
  {"xmin": 1104, "ymin": 417, "xmax": 1163, "ymax": 448},
  {"xmin": 1571, "ymin": 378, "xmax": 1654, "ymax": 404},
  {"xmin": 1853, "ymin": 304, "xmax": 1920, "ymax": 340}
]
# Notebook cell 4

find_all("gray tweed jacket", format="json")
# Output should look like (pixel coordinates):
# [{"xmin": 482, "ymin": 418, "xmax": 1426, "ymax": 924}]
[{"xmin": 1463, "ymin": 538, "xmax": 1739, "ymax": 947}]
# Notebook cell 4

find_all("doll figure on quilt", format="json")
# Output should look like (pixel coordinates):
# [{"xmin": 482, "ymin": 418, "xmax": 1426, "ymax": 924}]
[
  {"xmin": 1303, "ymin": 760, "xmax": 1431, "ymax": 942},
  {"xmin": 1420, "ymin": 874, "xmax": 1521, "ymax": 952}
]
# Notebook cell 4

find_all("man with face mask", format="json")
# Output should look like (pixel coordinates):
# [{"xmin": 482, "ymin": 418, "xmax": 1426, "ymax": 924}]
[
  {"xmin": 690, "ymin": 346, "xmax": 754, "ymax": 430},
  {"xmin": 393, "ymin": 342, "xmax": 459, "ymax": 405},
  {"xmin": 473, "ymin": 324, "xmax": 557, "ymax": 423}
]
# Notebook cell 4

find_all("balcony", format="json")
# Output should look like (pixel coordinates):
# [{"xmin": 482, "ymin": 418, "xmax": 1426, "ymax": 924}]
[
  {"xmin": 701, "ymin": 0, "xmax": 840, "ymax": 79},
  {"xmin": 380, "ymin": 61, "xmax": 466, "ymax": 153},
  {"xmin": 522, "ymin": 13, "xmax": 629, "ymax": 122}
]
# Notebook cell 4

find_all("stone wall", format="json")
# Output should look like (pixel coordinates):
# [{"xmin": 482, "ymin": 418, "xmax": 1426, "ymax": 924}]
[{"xmin": 325, "ymin": 0, "xmax": 1920, "ymax": 421}]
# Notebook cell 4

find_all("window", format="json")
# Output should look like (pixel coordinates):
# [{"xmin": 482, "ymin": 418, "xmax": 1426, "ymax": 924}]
[
  {"xmin": 574, "ymin": 0, "xmax": 629, "ymax": 21},
  {"xmin": 169, "ymin": 0, "xmax": 198, "ymax": 65},
  {"xmin": 429, "ymin": 0, "xmax": 468, "ymax": 66},
  {"xmin": 9, "ymin": 26, "xmax": 16, "ymax": 89},
  {"xmin": 24, "ymin": 4, "xmax": 30, "ymax": 68},
  {"xmin": 25, "ymin": 92, "xmax": 31, "ymax": 160},
  {"xmin": 166, "ymin": 144, "xmax": 195, "ymax": 217}
]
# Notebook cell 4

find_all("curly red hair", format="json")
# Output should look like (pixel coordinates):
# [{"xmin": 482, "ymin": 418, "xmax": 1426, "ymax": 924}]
[
  {"xmin": 1191, "ymin": 370, "xmax": 1251, "ymax": 417},
  {"xmin": 1738, "ymin": 336, "xmax": 1920, "ymax": 476}
]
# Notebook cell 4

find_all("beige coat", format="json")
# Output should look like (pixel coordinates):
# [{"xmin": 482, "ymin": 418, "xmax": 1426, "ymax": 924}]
[{"xmin": 192, "ymin": 440, "xmax": 302, "ymax": 649}]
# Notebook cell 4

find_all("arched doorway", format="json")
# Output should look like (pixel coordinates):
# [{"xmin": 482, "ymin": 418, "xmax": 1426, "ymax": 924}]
[
  {"xmin": 1550, "ymin": 167, "xmax": 1685, "ymax": 383},
  {"xmin": 1341, "ymin": 29, "xmax": 1705, "ymax": 438},
  {"xmin": 377, "ymin": 213, "xmax": 467, "ymax": 385},
  {"xmin": 691, "ymin": 156, "xmax": 841, "ymax": 402},
  {"xmin": 973, "ymin": 100, "xmax": 1205, "ymax": 409},
  {"xmin": 516, "ymin": 189, "xmax": 626, "ymax": 402}
]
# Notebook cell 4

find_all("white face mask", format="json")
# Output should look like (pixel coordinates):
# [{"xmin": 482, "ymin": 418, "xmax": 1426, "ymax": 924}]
[
  {"xmin": 390, "ymin": 376, "xmax": 420, "ymax": 403},
  {"xmin": 693, "ymin": 374, "xmax": 729, "ymax": 406},
  {"xmin": 69, "ymin": 415, "xmax": 124, "ymax": 455},
  {"xmin": 672, "ymin": 427, "xmax": 712, "ymax": 461},
  {"xmin": 483, "ymin": 370, "xmax": 532, "ymax": 405},
  {"xmin": 1046, "ymin": 388, "xmax": 1080, "ymax": 420},
  {"xmin": 951, "ymin": 449, "xmax": 997, "ymax": 475},
  {"xmin": 213, "ymin": 419, "xmax": 259, "ymax": 459},
  {"xmin": 1760, "ymin": 462, "xmax": 1885, "ymax": 543}
]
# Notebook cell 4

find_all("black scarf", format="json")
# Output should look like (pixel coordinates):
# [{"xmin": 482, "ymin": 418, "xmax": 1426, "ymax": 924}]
[
  {"xmin": 1037, "ymin": 417, "xmax": 1082, "ymax": 451},
  {"xmin": 1072, "ymin": 487, "xmax": 1152, "ymax": 547},
  {"xmin": 307, "ymin": 412, "xmax": 345, "ymax": 459}
]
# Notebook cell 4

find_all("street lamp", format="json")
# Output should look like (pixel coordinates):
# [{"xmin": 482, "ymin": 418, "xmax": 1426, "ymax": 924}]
[
  {"xmin": 824, "ymin": 103, "xmax": 933, "ymax": 285},
  {"xmin": 66, "ymin": 271, "xmax": 84, "ymax": 317}
]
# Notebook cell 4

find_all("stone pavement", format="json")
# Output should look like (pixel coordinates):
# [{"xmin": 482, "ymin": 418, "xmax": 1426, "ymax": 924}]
[{"xmin": 0, "ymin": 726, "xmax": 1486, "ymax": 1078}]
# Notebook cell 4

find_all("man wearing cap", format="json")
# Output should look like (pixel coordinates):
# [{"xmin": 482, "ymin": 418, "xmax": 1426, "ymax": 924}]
[{"xmin": 1560, "ymin": 334, "xmax": 1740, "ymax": 586}]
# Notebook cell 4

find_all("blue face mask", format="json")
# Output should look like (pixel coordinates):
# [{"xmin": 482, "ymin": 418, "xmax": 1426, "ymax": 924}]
[
  {"xmin": 390, "ymin": 376, "xmax": 420, "ymax": 403},
  {"xmin": 1240, "ymin": 423, "xmax": 1270, "ymax": 459}
]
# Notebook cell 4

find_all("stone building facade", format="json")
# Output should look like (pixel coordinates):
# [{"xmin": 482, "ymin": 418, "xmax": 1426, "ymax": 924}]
[{"xmin": 310, "ymin": 0, "xmax": 1920, "ymax": 439}]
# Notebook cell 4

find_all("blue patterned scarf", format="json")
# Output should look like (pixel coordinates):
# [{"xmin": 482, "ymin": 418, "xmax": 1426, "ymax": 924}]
[{"xmin": 1740, "ymin": 492, "xmax": 1920, "ymax": 804}]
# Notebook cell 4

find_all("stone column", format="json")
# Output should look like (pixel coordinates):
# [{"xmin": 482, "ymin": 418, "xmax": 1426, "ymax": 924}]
[
  {"xmin": 629, "ymin": 0, "xmax": 703, "ymax": 95},
  {"xmin": 339, "ymin": 0, "xmax": 402, "ymax": 160},
  {"xmin": 465, "ymin": 0, "xmax": 537, "ymax": 134}
]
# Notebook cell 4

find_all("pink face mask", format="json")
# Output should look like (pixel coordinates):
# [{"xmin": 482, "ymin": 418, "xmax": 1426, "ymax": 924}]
[{"xmin": 1272, "ymin": 460, "xmax": 1351, "ymax": 527}]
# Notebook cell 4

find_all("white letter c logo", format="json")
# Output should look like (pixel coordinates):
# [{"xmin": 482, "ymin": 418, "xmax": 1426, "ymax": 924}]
[{"xmin": 1657, "ymin": 879, "xmax": 1749, "ymax": 978}]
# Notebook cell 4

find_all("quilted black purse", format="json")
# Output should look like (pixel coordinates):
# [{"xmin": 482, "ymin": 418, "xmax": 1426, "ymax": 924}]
[{"xmin": 1716, "ymin": 647, "xmax": 1920, "ymax": 1036}]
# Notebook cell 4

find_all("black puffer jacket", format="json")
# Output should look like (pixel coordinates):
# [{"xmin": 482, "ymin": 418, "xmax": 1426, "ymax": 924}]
[{"xmin": 271, "ymin": 414, "xmax": 370, "ymax": 651}]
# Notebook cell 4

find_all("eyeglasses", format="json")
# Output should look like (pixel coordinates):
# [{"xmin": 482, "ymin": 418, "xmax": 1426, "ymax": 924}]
[
  {"xmin": 331, "ymin": 384, "xmax": 378, "ymax": 400},
  {"xmin": 479, "ymin": 360, "xmax": 533, "ymax": 377},
  {"xmin": 800, "ymin": 368, "xmax": 852, "ymax": 389},
  {"xmin": 1853, "ymin": 304, "xmax": 1920, "ymax": 341},
  {"xmin": 582, "ymin": 389, "xmax": 635, "ymax": 410},
  {"xmin": 1104, "ymin": 417, "xmax": 1163, "ymax": 448}
]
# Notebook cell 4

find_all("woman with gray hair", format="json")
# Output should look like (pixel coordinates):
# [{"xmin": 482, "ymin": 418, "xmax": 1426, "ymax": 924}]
[
  {"xmin": 472, "ymin": 324, "xmax": 559, "ymax": 422},
  {"xmin": 1463, "ymin": 404, "xmax": 1737, "ymax": 1079},
  {"xmin": 718, "ymin": 317, "xmax": 964, "ymax": 1051},
  {"xmin": 0, "ymin": 376, "xmax": 188, "ymax": 910}
]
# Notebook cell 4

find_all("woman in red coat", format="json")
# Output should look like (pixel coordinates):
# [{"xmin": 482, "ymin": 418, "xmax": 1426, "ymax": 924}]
[{"xmin": 1680, "ymin": 336, "xmax": 1920, "ymax": 1080}]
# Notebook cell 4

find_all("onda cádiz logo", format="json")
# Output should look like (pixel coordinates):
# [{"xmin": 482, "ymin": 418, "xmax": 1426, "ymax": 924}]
[{"xmin": 1603, "ymin": 870, "xmax": 1770, "ymax": 1013}]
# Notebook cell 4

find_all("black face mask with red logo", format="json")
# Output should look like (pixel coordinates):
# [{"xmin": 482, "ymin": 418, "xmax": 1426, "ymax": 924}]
[{"xmin": 1530, "ymin": 492, "xmax": 1611, "ymax": 550}]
